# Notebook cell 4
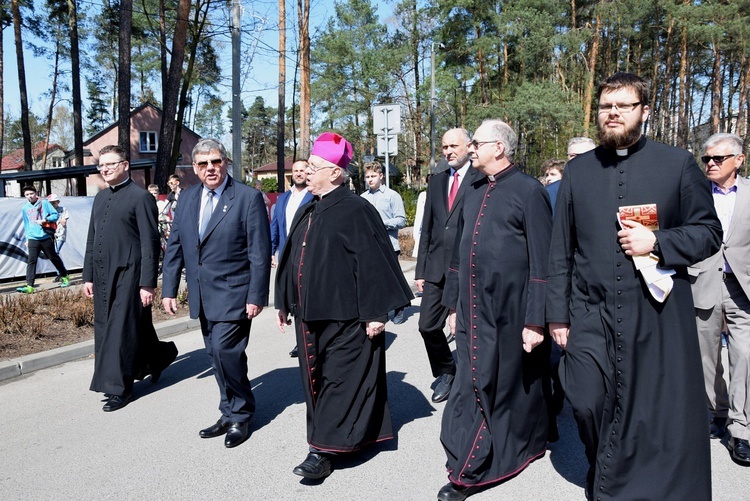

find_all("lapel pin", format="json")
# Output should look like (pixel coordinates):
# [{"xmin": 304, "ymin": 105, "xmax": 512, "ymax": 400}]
[{"xmin": 223, "ymin": 205, "xmax": 227, "ymax": 213}]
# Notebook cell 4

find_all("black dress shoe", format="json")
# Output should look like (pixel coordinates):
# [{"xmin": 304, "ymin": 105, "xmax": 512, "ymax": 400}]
[
  {"xmin": 709, "ymin": 416, "xmax": 727, "ymax": 439},
  {"xmin": 102, "ymin": 393, "xmax": 132, "ymax": 412},
  {"xmin": 292, "ymin": 453, "xmax": 332, "ymax": 479},
  {"xmin": 289, "ymin": 345, "xmax": 299, "ymax": 357},
  {"xmin": 199, "ymin": 419, "xmax": 232, "ymax": 439},
  {"xmin": 224, "ymin": 422, "xmax": 251, "ymax": 448},
  {"xmin": 432, "ymin": 374, "xmax": 455, "ymax": 403},
  {"xmin": 437, "ymin": 482, "xmax": 479, "ymax": 501},
  {"xmin": 730, "ymin": 437, "xmax": 750, "ymax": 465}
]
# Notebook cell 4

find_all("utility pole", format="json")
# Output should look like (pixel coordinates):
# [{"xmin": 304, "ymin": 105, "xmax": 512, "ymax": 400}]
[
  {"xmin": 429, "ymin": 42, "xmax": 436, "ymax": 172},
  {"xmin": 231, "ymin": 0, "xmax": 243, "ymax": 181},
  {"xmin": 277, "ymin": 0, "xmax": 286, "ymax": 192}
]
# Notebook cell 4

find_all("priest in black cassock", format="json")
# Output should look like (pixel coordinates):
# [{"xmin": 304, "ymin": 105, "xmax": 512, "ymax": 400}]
[
  {"xmin": 275, "ymin": 132, "xmax": 413, "ymax": 481},
  {"xmin": 84, "ymin": 145, "xmax": 177, "ymax": 412},
  {"xmin": 437, "ymin": 119, "xmax": 552, "ymax": 501},
  {"xmin": 547, "ymin": 73, "xmax": 722, "ymax": 500}
]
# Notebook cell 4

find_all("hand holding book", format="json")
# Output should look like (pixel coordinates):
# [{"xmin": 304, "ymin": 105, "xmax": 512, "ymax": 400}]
[{"xmin": 617, "ymin": 204, "xmax": 674, "ymax": 303}]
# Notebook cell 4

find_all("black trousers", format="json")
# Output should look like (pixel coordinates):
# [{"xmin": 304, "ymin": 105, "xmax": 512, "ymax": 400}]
[
  {"xmin": 26, "ymin": 237, "xmax": 67, "ymax": 286},
  {"xmin": 199, "ymin": 313, "xmax": 255, "ymax": 424},
  {"xmin": 418, "ymin": 279, "xmax": 456, "ymax": 377}
]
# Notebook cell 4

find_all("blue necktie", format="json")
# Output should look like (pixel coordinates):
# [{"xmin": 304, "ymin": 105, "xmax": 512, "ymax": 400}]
[{"xmin": 199, "ymin": 190, "xmax": 215, "ymax": 239}]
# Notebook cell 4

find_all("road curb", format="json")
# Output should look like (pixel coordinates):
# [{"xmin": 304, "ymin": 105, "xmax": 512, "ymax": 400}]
[
  {"xmin": 0, "ymin": 261, "xmax": 414, "ymax": 384},
  {"xmin": 0, "ymin": 316, "xmax": 200, "ymax": 383}
]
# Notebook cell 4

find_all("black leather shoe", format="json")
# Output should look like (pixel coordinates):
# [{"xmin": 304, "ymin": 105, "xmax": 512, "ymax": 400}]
[
  {"xmin": 289, "ymin": 345, "xmax": 299, "ymax": 357},
  {"xmin": 730, "ymin": 437, "xmax": 750, "ymax": 465},
  {"xmin": 293, "ymin": 453, "xmax": 332, "ymax": 479},
  {"xmin": 432, "ymin": 374, "xmax": 455, "ymax": 403},
  {"xmin": 102, "ymin": 393, "xmax": 132, "ymax": 412},
  {"xmin": 199, "ymin": 419, "xmax": 232, "ymax": 439},
  {"xmin": 224, "ymin": 422, "xmax": 251, "ymax": 448},
  {"xmin": 709, "ymin": 416, "xmax": 727, "ymax": 439},
  {"xmin": 437, "ymin": 482, "xmax": 479, "ymax": 501}
]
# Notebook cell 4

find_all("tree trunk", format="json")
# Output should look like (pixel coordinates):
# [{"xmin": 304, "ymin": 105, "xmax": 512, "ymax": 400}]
[
  {"xmin": 170, "ymin": 0, "xmax": 210, "ymax": 183},
  {"xmin": 277, "ymin": 0, "xmax": 286, "ymax": 192},
  {"xmin": 159, "ymin": 0, "xmax": 167, "ymax": 100},
  {"xmin": 411, "ymin": 0, "xmax": 421, "ymax": 177},
  {"xmin": 297, "ymin": 0, "xmax": 310, "ymax": 159},
  {"xmin": 154, "ymin": 0, "xmax": 190, "ymax": 191},
  {"xmin": 711, "ymin": 42, "xmax": 721, "ymax": 134},
  {"xmin": 0, "ymin": 18, "xmax": 4, "ymax": 161},
  {"xmin": 43, "ymin": 36, "xmax": 61, "ymax": 171},
  {"xmin": 12, "ymin": 0, "xmax": 32, "ymax": 170},
  {"xmin": 118, "ymin": 0, "xmax": 132, "ymax": 155},
  {"xmin": 658, "ymin": 18, "xmax": 674, "ymax": 143},
  {"xmin": 68, "ymin": 0, "xmax": 84, "ymax": 166},
  {"xmin": 677, "ymin": 18, "xmax": 689, "ymax": 148},
  {"xmin": 582, "ymin": 9, "xmax": 601, "ymax": 135}
]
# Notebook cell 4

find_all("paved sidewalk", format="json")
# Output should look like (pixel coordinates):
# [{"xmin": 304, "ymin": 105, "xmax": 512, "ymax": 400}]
[{"xmin": 0, "ymin": 262, "xmax": 747, "ymax": 499}]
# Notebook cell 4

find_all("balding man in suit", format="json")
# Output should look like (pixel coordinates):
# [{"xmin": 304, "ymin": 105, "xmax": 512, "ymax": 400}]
[{"xmin": 414, "ymin": 128, "xmax": 478, "ymax": 403}]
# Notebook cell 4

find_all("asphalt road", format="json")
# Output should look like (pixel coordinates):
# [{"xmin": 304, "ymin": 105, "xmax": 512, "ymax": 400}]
[{"xmin": 0, "ymin": 266, "xmax": 748, "ymax": 500}]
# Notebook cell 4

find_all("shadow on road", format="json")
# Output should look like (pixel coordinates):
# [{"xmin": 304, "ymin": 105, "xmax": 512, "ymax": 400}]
[{"xmin": 547, "ymin": 404, "xmax": 588, "ymax": 489}]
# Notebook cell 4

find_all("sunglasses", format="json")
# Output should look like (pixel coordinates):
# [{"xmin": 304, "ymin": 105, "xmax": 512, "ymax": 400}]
[{"xmin": 701, "ymin": 154, "xmax": 736, "ymax": 165}]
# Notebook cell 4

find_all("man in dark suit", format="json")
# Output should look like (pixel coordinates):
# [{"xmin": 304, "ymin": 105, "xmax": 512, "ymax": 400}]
[
  {"xmin": 162, "ymin": 138, "xmax": 271, "ymax": 449},
  {"xmin": 690, "ymin": 132, "xmax": 750, "ymax": 465},
  {"xmin": 415, "ymin": 128, "xmax": 477, "ymax": 403},
  {"xmin": 270, "ymin": 160, "xmax": 313, "ymax": 357}
]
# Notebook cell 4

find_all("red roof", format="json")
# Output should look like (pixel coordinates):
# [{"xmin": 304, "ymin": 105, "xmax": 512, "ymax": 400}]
[
  {"xmin": 254, "ymin": 157, "xmax": 295, "ymax": 173},
  {"xmin": 1, "ymin": 142, "xmax": 64, "ymax": 171}
]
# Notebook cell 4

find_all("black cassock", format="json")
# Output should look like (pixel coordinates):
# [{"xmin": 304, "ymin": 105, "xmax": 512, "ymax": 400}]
[
  {"xmin": 84, "ymin": 180, "xmax": 176, "ymax": 396},
  {"xmin": 546, "ymin": 137, "xmax": 722, "ymax": 500},
  {"xmin": 441, "ymin": 167, "xmax": 551, "ymax": 487},
  {"xmin": 276, "ymin": 185, "xmax": 413, "ymax": 452}
]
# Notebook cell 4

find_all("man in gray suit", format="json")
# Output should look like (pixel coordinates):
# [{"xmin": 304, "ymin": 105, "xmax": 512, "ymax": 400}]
[
  {"xmin": 162, "ymin": 138, "xmax": 271, "ymax": 449},
  {"xmin": 690, "ymin": 132, "xmax": 750, "ymax": 466}
]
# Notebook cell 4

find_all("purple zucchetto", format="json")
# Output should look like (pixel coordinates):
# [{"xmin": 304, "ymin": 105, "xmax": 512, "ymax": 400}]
[{"xmin": 310, "ymin": 132, "xmax": 353, "ymax": 169}]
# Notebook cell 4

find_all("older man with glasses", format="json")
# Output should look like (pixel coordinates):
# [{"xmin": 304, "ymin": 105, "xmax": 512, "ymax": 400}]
[
  {"xmin": 162, "ymin": 138, "xmax": 271, "ymax": 449},
  {"xmin": 437, "ymin": 119, "xmax": 553, "ymax": 501},
  {"xmin": 275, "ymin": 132, "xmax": 412, "ymax": 481},
  {"xmin": 690, "ymin": 132, "xmax": 750, "ymax": 466}
]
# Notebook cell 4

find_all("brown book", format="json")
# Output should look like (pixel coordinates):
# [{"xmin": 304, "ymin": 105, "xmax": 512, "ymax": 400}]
[{"xmin": 618, "ymin": 203, "xmax": 659, "ymax": 231}]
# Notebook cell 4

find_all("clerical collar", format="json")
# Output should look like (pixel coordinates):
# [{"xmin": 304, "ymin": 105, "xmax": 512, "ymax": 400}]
[
  {"xmin": 109, "ymin": 177, "xmax": 131, "ymax": 191},
  {"xmin": 612, "ymin": 136, "xmax": 646, "ymax": 157},
  {"xmin": 486, "ymin": 163, "xmax": 514, "ymax": 182}
]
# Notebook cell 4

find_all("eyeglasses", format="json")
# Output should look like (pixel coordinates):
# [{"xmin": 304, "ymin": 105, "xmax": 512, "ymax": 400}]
[
  {"xmin": 195, "ymin": 158, "xmax": 224, "ymax": 169},
  {"xmin": 701, "ymin": 154, "xmax": 737, "ymax": 165},
  {"xmin": 307, "ymin": 164, "xmax": 335, "ymax": 173},
  {"xmin": 597, "ymin": 102, "xmax": 641, "ymax": 114},
  {"xmin": 97, "ymin": 160, "xmax": 125, "ymax": 171},
  {"xmin": 470, "ymin": 139, "xmax": 498, "ymax": 149}
]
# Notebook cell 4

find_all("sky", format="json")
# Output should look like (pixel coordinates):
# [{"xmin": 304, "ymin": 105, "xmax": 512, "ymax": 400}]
[{"xmin": 2, "ymin": 0, "xmax": 395, "ymax": 138}]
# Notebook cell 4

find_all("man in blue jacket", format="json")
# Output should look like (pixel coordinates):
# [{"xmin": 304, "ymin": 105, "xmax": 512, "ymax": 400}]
[
  {"xmin": 270, "ymin": 160, "xmax": 313, "ymax": 357},
  {"xmin": 17, "ymin": 185, "xmax": 69, "ymax": 293},
  {"xmin": 162, "ymin": 138, "xmax": 271, "ymax": 449}
]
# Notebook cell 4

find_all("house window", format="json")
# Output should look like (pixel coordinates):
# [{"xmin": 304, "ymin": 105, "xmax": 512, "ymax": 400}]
[{"xmin": 140, "ymin": 131, "xmax": 158, "ymax": 152}]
